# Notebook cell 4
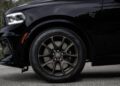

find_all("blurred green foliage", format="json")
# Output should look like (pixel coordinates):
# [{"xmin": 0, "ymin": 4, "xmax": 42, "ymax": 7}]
[{"xmin": 0, "ymin": 0, "xmax": 31, "ymax": 28}]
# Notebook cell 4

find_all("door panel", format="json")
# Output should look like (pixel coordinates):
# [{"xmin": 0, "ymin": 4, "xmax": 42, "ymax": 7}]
[{"xmin": 92, "ymin": 1, "xmax": 120, "ymax": 61}]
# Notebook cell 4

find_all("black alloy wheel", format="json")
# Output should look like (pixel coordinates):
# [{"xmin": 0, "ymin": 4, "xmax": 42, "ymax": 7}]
[{"xmin": 30, "ymin": 28, "xmax": 86, "ymax": 82}]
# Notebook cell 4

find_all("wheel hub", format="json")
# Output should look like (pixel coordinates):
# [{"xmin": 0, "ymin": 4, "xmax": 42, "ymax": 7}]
[{"xmin": 53, "ymin": 50, "xmax": 63, "ymax": 61}]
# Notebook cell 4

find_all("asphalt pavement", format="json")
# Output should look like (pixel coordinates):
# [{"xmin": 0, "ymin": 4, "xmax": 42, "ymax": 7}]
[{"xmin": 0, "ymin": 63, "xmax": 120, "ymax": 86}]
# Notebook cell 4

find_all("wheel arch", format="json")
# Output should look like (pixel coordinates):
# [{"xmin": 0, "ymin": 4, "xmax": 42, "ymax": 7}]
[{"xmin": 22, "ymin": 15, "xmax": 93, "ymax": 65}]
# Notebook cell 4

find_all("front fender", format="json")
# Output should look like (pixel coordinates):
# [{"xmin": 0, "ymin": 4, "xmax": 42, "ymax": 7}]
[
  {"xmin": 22, "ymin": 2, "xmax": 101, "ymax": 27},
  {"xmin": 25, "ymin": 18, "xmax": 79, "ymax": 45}
]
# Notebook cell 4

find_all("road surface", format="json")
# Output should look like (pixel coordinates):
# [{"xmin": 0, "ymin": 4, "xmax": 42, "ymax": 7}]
[{"xmin": 0, "ymin": 63, "xmax": 120, "ymax": 86}]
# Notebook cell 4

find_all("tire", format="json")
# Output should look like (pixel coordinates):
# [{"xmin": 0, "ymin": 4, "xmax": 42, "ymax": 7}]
[{"xmin": 29, "ymin": 27, "xmax": 86, "ymax": 82}]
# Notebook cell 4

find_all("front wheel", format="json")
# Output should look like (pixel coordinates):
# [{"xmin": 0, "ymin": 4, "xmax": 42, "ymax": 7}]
[{"xmin": 30, "ymin": 28, "xmax": 86, "ymax": 82}]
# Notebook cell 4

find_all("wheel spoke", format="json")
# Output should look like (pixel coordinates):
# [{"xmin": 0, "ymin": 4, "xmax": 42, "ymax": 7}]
[
  {"xmin": 50, "ymin": 37, "xmax": 58, "ymax": 49},
  {"xmin": 41, "ymin": 60, "xmax": 53, "ymax": 67},
  {"xmin": 42, "ymin": 43, "xmax": 52, "ymax": 52},
  {"xmin": 52, "ymin": 62, "xmax": 57, "ymax": 74},
  {"xmin": 63, "ymin": 60, "xmax": 74, "ymax": 67},
  {"xmin": 64, "ymin": 43, "xmax": 73, "ymax": 52},
  {"xmin": 59, "ymin": 37, "xmax": 66, "ymax": 49},
  {"xmin": 38, "ymin": 54, "xmax": 51, "ymax": 58},
  {"xmin": 59, "ymin": 62, "xmax": 65, "ymax": 75},
  {"xmin": 64, "ymin": 53, "xmax": 77, "ymax": 57}
]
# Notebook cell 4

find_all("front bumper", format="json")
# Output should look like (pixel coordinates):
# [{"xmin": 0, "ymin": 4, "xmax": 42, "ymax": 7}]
[
  {"xmin": 0, "ymin": 26, "xmax": 26, "ymax": 68},
  {"xmin": 0, "ymin": 38, "xmax": 14, "ymax": 66}
]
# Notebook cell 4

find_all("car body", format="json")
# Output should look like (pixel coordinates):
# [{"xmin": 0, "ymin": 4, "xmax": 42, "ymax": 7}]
[{"xmin": 0, "ymin": 0, "xmax": 120, "ymax": 82}]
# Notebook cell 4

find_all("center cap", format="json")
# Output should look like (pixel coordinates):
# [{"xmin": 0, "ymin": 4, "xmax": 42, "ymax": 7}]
[{"xmin": 55, "ymin": 52, "xmax": 61, "ymax": 58}]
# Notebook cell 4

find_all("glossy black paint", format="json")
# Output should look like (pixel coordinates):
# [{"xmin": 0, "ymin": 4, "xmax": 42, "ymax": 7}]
[{"xmin": 0, "ymin": 0, "xmax": 120, "ymax": 68}]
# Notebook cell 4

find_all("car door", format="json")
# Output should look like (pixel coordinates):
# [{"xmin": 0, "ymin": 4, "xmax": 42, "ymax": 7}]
[{"xmin": 92, "ymin": 0, "xmax": 120, "ymax": 62}]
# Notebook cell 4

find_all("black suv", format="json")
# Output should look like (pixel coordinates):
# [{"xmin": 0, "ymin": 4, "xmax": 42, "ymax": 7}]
[{"xmin": 0, "ymin": 0, "xmax": 120, "ymax": 82}]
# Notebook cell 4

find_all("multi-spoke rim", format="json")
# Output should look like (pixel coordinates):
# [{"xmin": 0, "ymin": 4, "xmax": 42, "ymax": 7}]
[{"xmin": 37, "ymin": 35, "xmax": 79, "ymax": 76}]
